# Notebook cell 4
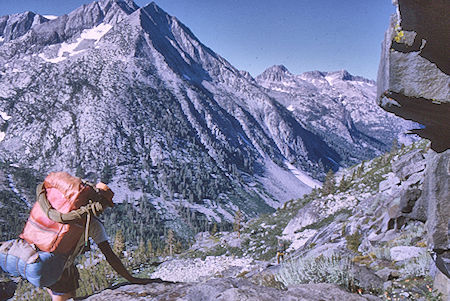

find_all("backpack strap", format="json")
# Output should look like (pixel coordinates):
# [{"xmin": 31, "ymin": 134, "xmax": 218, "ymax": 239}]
[{"xmin": 36, "ymin": 183, "xmax": 106, "ymax": 224}]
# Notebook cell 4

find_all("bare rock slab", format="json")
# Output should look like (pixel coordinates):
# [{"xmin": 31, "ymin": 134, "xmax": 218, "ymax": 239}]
[{"xmin": 80, "ymin": 278, "xmax": 381, "ymax": 301}]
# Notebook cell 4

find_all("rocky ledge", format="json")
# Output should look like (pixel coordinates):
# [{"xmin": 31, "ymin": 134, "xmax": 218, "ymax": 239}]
[{"xmin": 79, "ymin": 278, "xmax": 379, "ymax": 301}]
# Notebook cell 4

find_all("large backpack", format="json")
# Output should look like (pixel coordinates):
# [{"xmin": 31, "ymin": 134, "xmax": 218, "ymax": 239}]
[
  {"xmin": 0, "ymin": 172, "xmax": 111, "ymax": 287},
  {"xmin": 20, "ymin": 172, "xmax": 98, "ymax": 254}
]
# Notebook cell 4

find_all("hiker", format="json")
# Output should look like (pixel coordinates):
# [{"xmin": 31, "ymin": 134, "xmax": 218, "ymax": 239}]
[
  {"xmin": 277, "ymin": 240, "xmax": 286, "ymax": 264},
  {"xmin": 0, "ymin": 172, "xmax": 160, "ymax": 301}
]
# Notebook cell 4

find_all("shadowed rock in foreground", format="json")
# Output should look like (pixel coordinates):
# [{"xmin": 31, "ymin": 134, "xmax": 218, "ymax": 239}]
[
  {"xmin": 377, "ymin": 0, "xmax": 450, "ymax": 298},
  {"xmin": 79, "ymin": 278, "xmax": 380, "ymax": 301},
  {"xmin": 377, "ymin": 0, "xmax": 450, "ymax": 153},
  {"xmin": 0, "ymin": 280, "xmax": 16, "ymax": 301}
]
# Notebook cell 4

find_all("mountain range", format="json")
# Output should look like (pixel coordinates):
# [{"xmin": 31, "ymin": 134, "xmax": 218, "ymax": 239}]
[{"xmin": 0, "ymin": 0, "xmax": 416, "ymax": 242}]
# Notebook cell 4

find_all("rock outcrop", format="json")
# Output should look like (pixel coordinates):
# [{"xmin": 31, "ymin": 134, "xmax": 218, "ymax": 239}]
[
  {"xmin": 377, "ymin": 0, "xmax": 450, "ymax": 297},
  {"xmin": 81, "ymin": 278, "xmax": 380, "ymax": 301},
  {"xmin": 377, "ymin": 0, "xmax": 450, "ymax": 153},
  {"xmin": 422, "ymin": 150, "xmax": 450, "ymax": 298}
]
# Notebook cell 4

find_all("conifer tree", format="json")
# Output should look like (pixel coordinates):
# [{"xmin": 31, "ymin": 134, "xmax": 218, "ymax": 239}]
[
  {"xmin": 146, "ymin": 239, "xmax": 154, "ymax": 257},
  {"xmin": 164, "ymin": 229, "xmax": 175, "ymax": 256},
  {"xmin": 338, "ymin": 175, "xmax": 349, "ymax": 191},
  {"xmin": 356, "ymin": 161, "xmax": 365, "ymax": 177},
  {"xmin": 135, "ymin": 239, "xmax": 146, "ymax": 262},
  {"xmin": 175, "ymin": 240, "xmax": 182, "ymax": 254},
  {"xmin": 211, "ymin": 223, "xmax": 218, "ymax": 236},
  {"xmin": 234, "ymin": 210, "xmax": 243, "ymax": 238},
  {"xmin": 322, "ymin": 169, "xmax": 336, "ymax": 195},
  {"xmin": 391, "ymin": 138, "xmax": 399, "ymax": 154},
  {"xmin": 113, "ymin": 229, "xmax": 125, "ymax": 258}
]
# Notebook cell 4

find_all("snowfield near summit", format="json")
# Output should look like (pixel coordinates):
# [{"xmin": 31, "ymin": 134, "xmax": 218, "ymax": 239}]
[{"xmin": 38, "ymin": 23, "xmax": 113, "ymax": 63}]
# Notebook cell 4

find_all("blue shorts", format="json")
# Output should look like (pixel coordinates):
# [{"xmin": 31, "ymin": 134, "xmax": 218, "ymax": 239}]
[{"xmin": 47, "ymin": 264, "xmax": 79, "ymax": 295}]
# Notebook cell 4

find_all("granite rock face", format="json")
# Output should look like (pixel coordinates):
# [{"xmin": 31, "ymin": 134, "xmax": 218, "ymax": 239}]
[
  {"xmin": 377, "ymin": 2, "xmax": 449, "ymax": 295},
  {"xmin": 0, "ymin": 11, "xmax": 48, "ymax": 43},
  {"xmin": 377, "ymin": 0, "xmax": 450, "ymax": 153},
  {"xmin": 81, "ymin": 278, "xmax": 380, "ymax": 301},
  {"xmin": 422, "ymin": 150, "xmax": 450, "ymax": 252}
]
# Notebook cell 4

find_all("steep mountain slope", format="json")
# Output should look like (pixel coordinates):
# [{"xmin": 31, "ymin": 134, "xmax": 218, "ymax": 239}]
[
  {"xmin": 0, "ymin": 0, "xmax": 416, "ymax": 244},
  {"xmin": 142, "ymin": 141, "xmax": 442, "ymax": 300},
  {"xmin": 39, "ymin": 140, "xmax": 438, "ymax": 301},
  {"xmin": 256, "ymin": 65, "xmax": 418, "ymax": 166}
]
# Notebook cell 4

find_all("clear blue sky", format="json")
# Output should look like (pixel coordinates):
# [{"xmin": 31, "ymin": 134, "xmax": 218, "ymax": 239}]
[{"xmin": 0, "ymin": 0, "xmax": 395, "ymax": 80}]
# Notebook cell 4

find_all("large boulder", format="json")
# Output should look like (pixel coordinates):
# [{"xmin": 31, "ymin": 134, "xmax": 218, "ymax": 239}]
[
  {"xmin": 421, "ymin": 150, "xmax": 450, "ymax": 299},
  {"xmin": 390, "ymin": 246, "xmax": 425, "ymax": 261},
  {"xmin": 391, "ymin": 149, "xmax": 425, "ymax": 180},
  {"xmin": 422, "ymin": 150, "xmax": 450, "ymax": 252},
  {"xmin": 377, "ymin": 0, "xmax": 450, "ymax": 153}
]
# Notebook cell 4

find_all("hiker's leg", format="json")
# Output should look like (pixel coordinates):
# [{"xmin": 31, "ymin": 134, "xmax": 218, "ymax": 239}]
[{"xmin": 46, "ymin": 288, "xmax": 75, "ymax": 301}]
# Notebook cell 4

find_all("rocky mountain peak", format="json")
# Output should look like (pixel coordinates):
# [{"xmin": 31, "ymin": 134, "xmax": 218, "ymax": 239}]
[
  {"xmin": 98, "ymin": 0, "xmax": 140, "ymax": 17},
  {"xmin": 239, "ymin": 70, "xmax": 256, "ymax": 82},
  {"xmin": 325, "ymin": 70, "xmax": 374, "ymax": 84},
  {"xmin": 298, "ymin": 70, "xmax": 326, "ymax": 80},
  {"xmin": 4, "ymin": 0, "xmax": 138, "ymax": 51},
  {"xmin": 256, "ymin": 65, "xmax": 291, "ymax": 82},
  {"xmin": 335, "ymin": 69, "xmax": 352, "ymax": 80},
  {"xmin": 63, "ymin": 0, "xmax": 137, "ymax": 27},
  {"xmin": 0, "ymin": 11, "xmax": 48, "ymax": 42}
]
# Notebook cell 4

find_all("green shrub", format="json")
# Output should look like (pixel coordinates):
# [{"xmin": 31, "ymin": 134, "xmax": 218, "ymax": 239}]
[
  {"xmin": 345, "ymin": 230, "xmax": 362, "ymax": 253},
  {"xmin": 275, "ymin": 253, "xmax": 356, "ymax": 291},
  {"xmin": 11, "ymin": 280, "xmax": 50, "ymax": 301},
  {"xmin": 251, "ymin": 273, "xmax": 286, "ymax": 290}
]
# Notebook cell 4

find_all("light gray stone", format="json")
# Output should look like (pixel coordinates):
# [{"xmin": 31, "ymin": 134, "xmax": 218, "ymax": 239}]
[
  {"xmin": 390, "ymin": 246, "xmax": 425, "ymax": 261},
  {"xmin": 423, "ymin": 150, "xmax": 450, "ymax": 251},
  {"xmin": 375, "ymin": 268, "xmax": 398, "ymax": 282},
  {"xmin": 379, "ymin": 229, "xmax": 400, "ymax": 242},
  {"xmin": 399, "ymin": 187, "xmax": 421, "ymax": 213},
  {"xmin": 433, "ymin": 269, "xmax": 450, "ymax": 301},
  {"xmin": 391, "ymin": 149, "xmax": 425, "ymax": 180},
  {"xmin": 383, "ymin": 281, "xmax": 392, "ymax": 291}
]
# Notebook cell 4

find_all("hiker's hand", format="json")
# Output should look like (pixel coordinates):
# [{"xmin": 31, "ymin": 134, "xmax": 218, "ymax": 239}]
[{"xmin": 130, "ymin": 277, "xmax": 164, "ymax": 284}]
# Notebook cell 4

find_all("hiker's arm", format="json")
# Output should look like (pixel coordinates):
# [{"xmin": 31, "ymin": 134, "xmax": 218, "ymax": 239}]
[{"xmin": 98, "ymin": 241, "xmax": 153, "ymax": 284}]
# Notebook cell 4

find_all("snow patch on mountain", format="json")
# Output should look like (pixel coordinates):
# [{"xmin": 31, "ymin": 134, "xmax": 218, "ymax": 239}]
[
  {"xmin": 43, "ymin": 15, "xmax": 58, "ymax": 20},
  {"xmin": 39, "ymin": 23, "xmax": 113, "ymax": 63},
  {"xmin": 285, "ymin": 161, "xmax": 322, "ymax": 189},
  {"xmin": 0, "ymin": 111, "xmax": 11, "ymax": 142},
  {"xmin": 0, "ymin": 111, "xmax": 11, "ymax": 120},
  {"xmin": 256, "ymin": 159, "xmax": 312, "ymax": 205}
]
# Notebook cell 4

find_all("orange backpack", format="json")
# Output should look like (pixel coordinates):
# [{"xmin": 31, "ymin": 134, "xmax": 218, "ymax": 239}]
[{"xmin": 20, "ymin": 172, "xmax": 97, "ymax": 255}]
